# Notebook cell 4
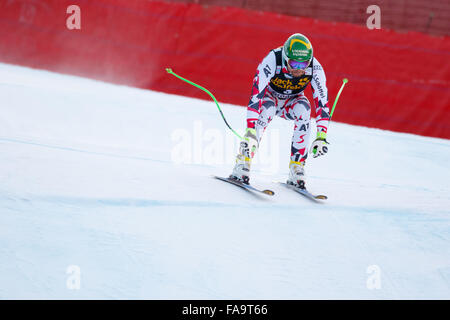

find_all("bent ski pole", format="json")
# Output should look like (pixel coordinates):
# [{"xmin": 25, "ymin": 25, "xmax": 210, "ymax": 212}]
[
  {"xmin": 330, "ymin": 78, "xmax": 348, "ymax": 119},
  {"xmin": 166, "ymin": 68, "xmax": 243, "ymax": 140},
  {"xmin": 312, "ymin": 78, "xmax": 348, "ymax": 157}
]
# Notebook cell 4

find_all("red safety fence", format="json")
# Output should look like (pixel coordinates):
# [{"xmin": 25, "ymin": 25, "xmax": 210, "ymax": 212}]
[
  {"xmin": 167, "ymin": 0, "xmax": 450, "ymax": 37},
  {"xmin": 1, "ymin": 0, "xmax": 449, "ymax": 138}
]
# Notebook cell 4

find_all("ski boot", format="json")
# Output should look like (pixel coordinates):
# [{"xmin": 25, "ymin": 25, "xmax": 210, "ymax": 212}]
[
  {"xmin": 230, "ymin": 128, "xmax": 258, "ymax": 184},
  {"xmin": 230, "ymin": 154, "xmax": 251, "ymax": 184},
  {"xmin": 287, "ymin": 160, "xmax": 306, "ymax": 190}
]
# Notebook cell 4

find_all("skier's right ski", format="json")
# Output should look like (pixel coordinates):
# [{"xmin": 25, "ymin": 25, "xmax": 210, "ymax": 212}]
[{"xmin": 279, "ymin": 182, "xmax": 327, "ymax": 201}]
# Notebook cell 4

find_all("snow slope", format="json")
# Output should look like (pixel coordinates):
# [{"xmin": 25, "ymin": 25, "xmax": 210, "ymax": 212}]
[{"xmin": 0, "ymin": 63, "xmax": 449, "ymax": 299}]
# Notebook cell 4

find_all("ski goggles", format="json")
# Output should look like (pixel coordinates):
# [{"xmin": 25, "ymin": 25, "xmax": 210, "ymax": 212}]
[{"xmin": 288, "ymin": 59, "xmax": 310, "ymax": 70}]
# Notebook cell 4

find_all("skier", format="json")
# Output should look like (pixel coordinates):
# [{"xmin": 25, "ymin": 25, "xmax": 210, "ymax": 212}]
[{"xmin": 230, "ymin": 33, "xmax": 330, "ymax": 190}]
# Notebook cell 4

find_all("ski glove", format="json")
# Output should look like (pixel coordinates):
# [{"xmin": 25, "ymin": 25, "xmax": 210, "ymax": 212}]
[{"xmin": 310, "ymin": 132, "xmax": 329, "ymax": 158}]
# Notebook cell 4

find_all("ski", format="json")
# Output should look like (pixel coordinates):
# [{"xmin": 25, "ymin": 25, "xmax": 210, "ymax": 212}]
[
  {"xmin": 213, "ymin": 176, "xmax": 275, "ymax": 196},
  {"xmin": 279, "ymin": 182, "xmax": 327, "ymax": 201}
]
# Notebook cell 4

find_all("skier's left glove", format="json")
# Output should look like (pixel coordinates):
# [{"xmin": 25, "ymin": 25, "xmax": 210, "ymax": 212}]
[{"xmin": 310, "ymin": 131, "xmax": 329, "ymax": 158}]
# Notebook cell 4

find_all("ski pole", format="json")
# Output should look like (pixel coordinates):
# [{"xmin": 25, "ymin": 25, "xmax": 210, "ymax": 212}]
[
  {"xmin": 330, "ymin": 78, "xmax": 348, "ymax": 119},
  {"xmin": 166, "ymin": 68, "xmax": 243, "ymax": 140},
  {"xmin": 312, "ymin": 78, "xmax": 348, "ymax": 157}
]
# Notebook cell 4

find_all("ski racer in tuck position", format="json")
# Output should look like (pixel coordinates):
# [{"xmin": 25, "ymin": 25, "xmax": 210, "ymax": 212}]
[{"xmin": 230, "ymin": 33, "xmax": 331, "ymax": 190}]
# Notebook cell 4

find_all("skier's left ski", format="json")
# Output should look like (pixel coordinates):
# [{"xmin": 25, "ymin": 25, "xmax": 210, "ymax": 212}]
[
  {"xmin": 279, "ymin": 182, "xmax": 327, "ymax": 201},
  {"xmin": 213, "ymin": 175, "xmax": 275, "ymax": 196}
]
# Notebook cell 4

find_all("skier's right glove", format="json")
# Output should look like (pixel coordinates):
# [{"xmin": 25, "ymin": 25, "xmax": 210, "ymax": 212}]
[{"xmin": 310, "ymin": 131, "xmax": 329, "ymax": 158}]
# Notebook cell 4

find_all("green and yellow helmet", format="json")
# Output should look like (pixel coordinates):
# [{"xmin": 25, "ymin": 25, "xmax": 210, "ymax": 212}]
[{"xmin": 282, "ymin": 33, "xmax": 313, "ymax": 69}]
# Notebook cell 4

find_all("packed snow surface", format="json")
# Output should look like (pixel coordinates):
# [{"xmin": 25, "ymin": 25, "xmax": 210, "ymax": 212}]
[{"xmin": 0, "ymin": 63, "xmax": 449, "ymax": 299}]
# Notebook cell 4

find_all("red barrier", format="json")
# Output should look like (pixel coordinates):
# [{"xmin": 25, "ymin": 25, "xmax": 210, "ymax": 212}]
[
  {"xmin": 169, "ymin": 0, "xmax": 450, "ymax": 37},
  {"xmin": 0, "ymin": 0, "xmax": 449, "ymax": 138}
]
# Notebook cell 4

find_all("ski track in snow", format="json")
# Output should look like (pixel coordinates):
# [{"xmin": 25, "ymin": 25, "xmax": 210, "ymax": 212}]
[{"xmin": 0, "ymin": 63, "xmax": 449, "ymax": 299}]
